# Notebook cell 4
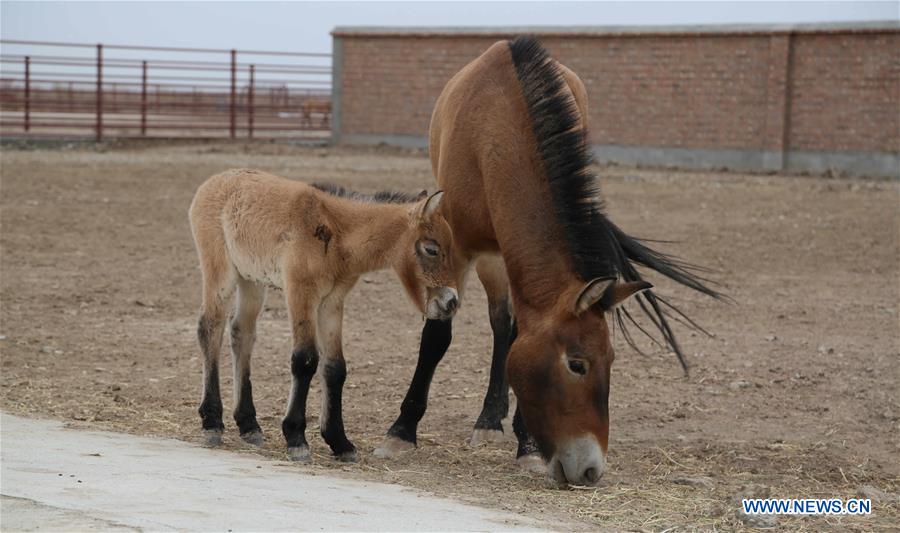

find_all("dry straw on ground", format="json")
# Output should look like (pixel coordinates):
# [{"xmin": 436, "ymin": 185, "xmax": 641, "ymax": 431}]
[{"xmin": 2, "ymin": 141, "xmax": 898, "ymax": 530}]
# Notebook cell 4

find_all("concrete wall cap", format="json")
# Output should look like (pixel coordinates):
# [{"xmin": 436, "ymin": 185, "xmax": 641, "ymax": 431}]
[{"xmin": 332, "ymin": 20, "xmax": 900, "ymax": 38}]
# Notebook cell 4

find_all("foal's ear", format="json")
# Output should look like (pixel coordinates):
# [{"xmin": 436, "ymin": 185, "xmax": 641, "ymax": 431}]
[
  {"xmin": 574, "ymin": 277, "xmax": 616, "ymax": 316},
  {"xmin": 420, "ymin": 190, "xmax": 444, "ymax": 220},
  {"xmin": 599, "ymin": 280, "xmax": 653, "ymax": 310},
  {"xmin": 415, "ymin": 189, "xmax": 428, "ymax": 201}
]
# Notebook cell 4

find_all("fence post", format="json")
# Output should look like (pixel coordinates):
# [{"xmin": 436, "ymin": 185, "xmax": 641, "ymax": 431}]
[
  {"xmin": 141, "ymin": 61, "xmax": 148, "ymax": 136},
  {"xmin": 24, "ymin": 56, "xmax": 30, "ymax": 132},
  {"xmin": 95, "ymin": 43, "xmax": 103, "ymax": 142},
  {"xmin": 230, "ymin": 49, "xmax": 236, "ymax": 139},
  {"xmin": 248, "ymin": 64, "xmax": 255, "ymax": 139}
]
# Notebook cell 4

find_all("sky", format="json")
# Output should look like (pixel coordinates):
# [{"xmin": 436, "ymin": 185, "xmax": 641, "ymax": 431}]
[{"xmin": 2, "ymin": 1, "xmax": 897, "ymax": 55}]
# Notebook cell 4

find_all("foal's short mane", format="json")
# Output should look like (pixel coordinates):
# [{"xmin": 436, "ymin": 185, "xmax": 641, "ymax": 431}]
[
  {"xmin": 508, "ymin": 36, "xmax": 724, "ymax": 372},
  {"xmin": 312, "ymin": 182, "xmax": 422, "ymax": 204}
]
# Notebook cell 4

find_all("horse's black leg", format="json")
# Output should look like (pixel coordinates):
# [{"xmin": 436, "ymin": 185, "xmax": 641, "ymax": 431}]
[
  {"xmin": 471, "ymin": 303, "xmax": 513, "ymax": 444},
  {"xmin": 281, "ymin": 281, "xmax": 322, "ymax": 461},
  {"xmin": 512, "ymin": 404, "xmax": 546, "ymax": 471},
  {"xmin": 230, "ymin": 280, "xmax": 266, "ymax": 445},
  {"xmin": 316, "ymin": 286, "xmax": 356, "ymax": 461},
  {"xmin": 375, "ymin": 318, "xmax": 452, "ymax": 457},
  {"xmin": 282, "ymin": 341, "xmax": 319, "ymax": 461},
  {"xmin": 231, "ymin": 323, "xmax": 262, "ymax": 443},
  {"xmin": 320, "ymin": 357, "xmax": 356, "ymax": 460},
  {"xmin": 512, "ymin": 404, "xmax": 541, "ymax": 458},
  {"xmin": 508, "ymin": 314, "xmax": 544, "ymax": 471},
  {"xmin": 197, "ymin": 313, "xmax": 226, "ymax": 446}
]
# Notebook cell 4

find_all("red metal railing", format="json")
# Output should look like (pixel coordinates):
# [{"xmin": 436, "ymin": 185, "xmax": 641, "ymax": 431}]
[{"xmin": 0, "ymin": 39, "xmax": 332, "ymax": 140}]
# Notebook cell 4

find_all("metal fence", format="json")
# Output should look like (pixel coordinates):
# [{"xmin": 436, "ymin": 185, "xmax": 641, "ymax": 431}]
[{"xmin": 0, "ymin": 40, "xmax": 332, "ymax": 140}]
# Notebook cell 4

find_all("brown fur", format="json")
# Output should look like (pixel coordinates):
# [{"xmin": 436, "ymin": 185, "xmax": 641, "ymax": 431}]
[{"xmin": 427, "ymin": 42, "xmax": 644, "ymax": 480}]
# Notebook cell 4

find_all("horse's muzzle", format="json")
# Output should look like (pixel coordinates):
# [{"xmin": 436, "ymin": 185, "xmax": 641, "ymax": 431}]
[
  {"xmin": 425, "ymin": 287, "xmax": 459, "ymax": 321},
  {"xmin": 549, "ymin": 435, "xmax": 606, "ymax": 487}
]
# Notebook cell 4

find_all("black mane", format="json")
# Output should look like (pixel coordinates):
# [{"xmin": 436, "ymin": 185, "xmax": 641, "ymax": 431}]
[
  {"xmin": 508, "ymin": 36, "xmax": 724, "ymax": 372},
  {"xmin": 311, "ymin": 182, "xmax": 422, "ymax": 204}
]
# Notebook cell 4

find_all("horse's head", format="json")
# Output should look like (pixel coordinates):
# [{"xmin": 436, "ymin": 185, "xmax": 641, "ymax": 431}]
[
  {"xmin": 508, "ymin": 277, "xmax": 651, "ymax": 486},
  {"xmin": 394, "ymin": 191, "xmax": 460, "ymax": 321}
]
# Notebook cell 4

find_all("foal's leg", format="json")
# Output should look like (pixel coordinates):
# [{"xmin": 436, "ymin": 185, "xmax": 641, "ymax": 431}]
[
  {"xmin": 282, "ymin": 277, "xmax": 321, "ymax": 461},
  {"xmin": 196, "ymin": 262, "xmax": 237, "ymax": 446},
  {"xmin": 470, "ymin": 256, "xmax": 513, "ymax": 446},
  {"xmin": 374, "ymin": 318, "xmax": 453, "ymax": 458},
  {"xmin": 230, "ymin": 277, "xmax": 267, "ymax": 445},
  {"xmin": 316, "ymin": 282, "xmax": 357, "ymax": 461}
]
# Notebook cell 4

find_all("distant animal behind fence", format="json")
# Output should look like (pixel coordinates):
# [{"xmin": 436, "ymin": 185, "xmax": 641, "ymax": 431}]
[{"xmin": 300, "ymin": 98, "xmax": 331, "ymax": 128}]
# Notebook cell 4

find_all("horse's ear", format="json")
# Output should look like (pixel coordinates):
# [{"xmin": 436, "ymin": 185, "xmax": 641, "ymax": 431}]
[
  {"xmin": 420, "ymin": 190, "xmax": 444, "ymax": 220},
  {"xmin": 416, "ymin": 189, "xmax": 428, "ymax": 201},
  {"xmin": 574, "ymin": 277, "xmax": 616, "ymax": 316},
  {"xmin": 599, "ymin": 280, "xmax": 653, "ymax": 310}
]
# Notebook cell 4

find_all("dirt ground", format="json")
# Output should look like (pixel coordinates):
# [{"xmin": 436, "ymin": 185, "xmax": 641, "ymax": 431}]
[{"xmin": 1, "ymin": 141, "xmax": 898, "ymax": 531}]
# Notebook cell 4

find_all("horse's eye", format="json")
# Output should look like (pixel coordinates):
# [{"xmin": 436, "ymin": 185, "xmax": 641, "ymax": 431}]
[
  {"xmin": 567, "ymin": 359, "xmax": 587, "ymax": 375},
  {"xmin": 419, "ymin": 241, "xmax": 440, "ymax": 257}
]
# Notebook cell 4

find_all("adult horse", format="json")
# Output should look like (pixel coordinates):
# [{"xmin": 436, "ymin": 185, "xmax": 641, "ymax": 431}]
[{"xmin": 375, "ymin": 37, "xmax": 721, "ymax": 486}]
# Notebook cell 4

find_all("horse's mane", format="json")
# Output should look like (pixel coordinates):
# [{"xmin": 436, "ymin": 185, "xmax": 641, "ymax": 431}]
[
  {"xmin": 508, "ymin": 36, "xmax": 724, "ymax": 372},
  {"xmin": 311, "ymin": 182, "xmax": 422, "ymax": 205}
]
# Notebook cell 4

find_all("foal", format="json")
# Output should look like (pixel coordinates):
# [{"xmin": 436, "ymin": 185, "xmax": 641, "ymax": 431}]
[{"xmin": 189, "ymin": 169, "xmax": 458, "ymax": 462}]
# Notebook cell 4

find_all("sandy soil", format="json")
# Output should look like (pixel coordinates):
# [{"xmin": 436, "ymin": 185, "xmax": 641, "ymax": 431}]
[{"xmin": 1, "ymin": 141, "xmax": 898, "ymax": 531}]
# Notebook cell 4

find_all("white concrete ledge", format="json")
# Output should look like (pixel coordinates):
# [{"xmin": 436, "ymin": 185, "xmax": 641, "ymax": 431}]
[{"xmin": 0, "ymin": 413, "xmax": 547, "ymax": 532}]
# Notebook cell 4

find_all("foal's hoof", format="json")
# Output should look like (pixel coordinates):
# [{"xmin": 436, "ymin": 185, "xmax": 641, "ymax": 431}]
[
  {"xmin": 373, "ymin": 436, "xmax": 415, "ymax": 459},
  {"xmin": 469, "ymin": 428, "xmax": 507, "ymax": 447},
  {"xmin": 517, "ymin": 453, "xmax": 548, "ymax": 474},
  {"xmin": 335, "ymin": 448, "xmax": 358, "ymax": 463},
  {"xmin": 288, "ymin": 445, "xmax": 311, "ymax": 462},
  {"xmin": 202, "ymin": 429, "xmax": 223, "ymax": 447},
  {"xmin": 240, "ymin": 430, "xmax": 264, "ymax": 446}
]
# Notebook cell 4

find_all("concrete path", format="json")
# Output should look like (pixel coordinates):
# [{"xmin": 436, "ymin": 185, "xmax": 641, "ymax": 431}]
[{"xmin": 0, "ymin": 413, "xmax": 545, "ymax": 532}]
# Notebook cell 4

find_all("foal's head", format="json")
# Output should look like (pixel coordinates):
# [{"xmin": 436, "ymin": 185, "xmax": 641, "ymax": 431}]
[
  {"xmin": 507, "ymin": 278, "xmax": 650, "ymax": 486},
  {"xmin": 394, "ymin": 191, "xmax": 459, "ymax": 321}
]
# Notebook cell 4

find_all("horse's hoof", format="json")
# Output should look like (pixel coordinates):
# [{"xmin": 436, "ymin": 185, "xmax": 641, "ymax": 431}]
[
  {"xmin": 288, "ymin": 445, "xmax": 311, "ymax": 462},
  {"xmin": 335, "ymin": 448, "xmax": 358, "ymax": 463},
  {"xmin": 202, "ymin": 429, "xmax": 223, "ymax": 447},
  {"xmin": 240, "ymin": 430, "xmax": 264, "ymax": 446},
  {"xmin": 469, "ymin": 428, "xmax": 507, "ymax": 447},
  {"xmin": 373, "ymin": 436, "xmax": 415, "ymax": 459},
  {"xmin": 517, "ymin": 453, "xmax": 548, "ymax": 474}
]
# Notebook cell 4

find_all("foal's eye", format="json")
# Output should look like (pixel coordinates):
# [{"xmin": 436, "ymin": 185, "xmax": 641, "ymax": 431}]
[
  {"xmin": 567, "ymin": 359, "xmax": 587, "ymax": 375},
  {"xmin": 418, "ymin": 241, "xmax": 440, "ymax": 257}
]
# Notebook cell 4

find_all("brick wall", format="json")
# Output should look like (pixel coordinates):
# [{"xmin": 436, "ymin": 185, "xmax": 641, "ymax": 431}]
[
  {"xmin": 332, "ymin": 23, "xmax": 900, "ymax": 177},
  {"xmin": 789, "ymin": 32, "xmax": 899, "ymax": 152}
]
